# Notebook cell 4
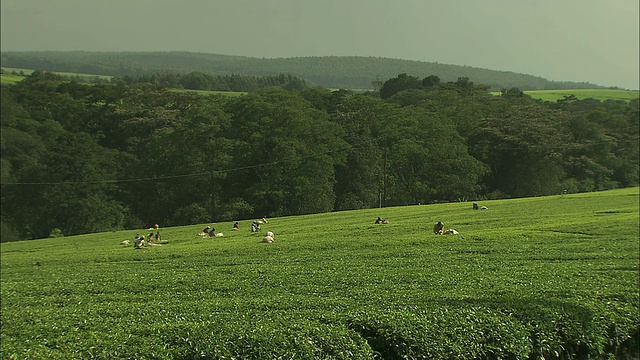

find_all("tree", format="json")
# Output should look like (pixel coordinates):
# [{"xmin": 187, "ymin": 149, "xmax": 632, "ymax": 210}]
[
  {"xmin": 379, "ymin": 73, "xmax": 421, "ymax": 99},
  {"xmin": 382, "ymin": 107, "xmax": 486, "ymax": 204},
  {"xmin": 421, "ymin": 75, "xmax": 441, "ymax": 88},
  {"xmin": 330, "ymin": 94, "xmax": 387, "ymax": 209},
  {"xmin": 558, "ymin": 98, "xmax": 639, "ymax": 191},
  {"xmin": 474, "ymin": 104, "xmax": 570, "ymax": 197},
  {"xmin": 224, "ymin": 88, "xmax": 346, "ymax": 217},
  {"xmin": 134, "ymin": 94, "xmax": 235, "ymax": 225},
  {"xmin": 501, "ymin": 87, "xmax": 525, "ymax": 98}
]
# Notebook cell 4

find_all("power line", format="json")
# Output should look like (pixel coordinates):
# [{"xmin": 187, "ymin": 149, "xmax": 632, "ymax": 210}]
[
  {"xmin": 1, "ymin": 135, "xmax": 636, "ymax": 186},
  {"xmin": 0, "ymin": 136, "xmax": 369, "ymax": 186}
]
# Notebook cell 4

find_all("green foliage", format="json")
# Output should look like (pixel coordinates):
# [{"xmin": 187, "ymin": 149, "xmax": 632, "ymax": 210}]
[
  {"xmin": 170, "ymin": 203, "xmax": 210, "ymax": 226},
  {"xmin": 379, "ymin": 73, "xmax": 422, "ymax": 99},
  {"xmin": 1, "ymin": 73, "xmax": 638, "ymax": 240},
  {"xmin": 0, "ymin": 67, "xmax": 111, "ymax": 86},
  {"xmin": 475, "ymin": 104, "xmax": 571, "ymax": 197},
  {"xmin": 0, "ymin": 220, "xmax": 20, "ymax": 242},
  {"xmin": 490, "ymin": 89, "xmax": 639, "ymax": 103},
  {"xmin": 1, "ymin": 188, "xmax": 638, "ymax": 358},
  {"xmin": 48, "ymin": 228, "xmax": 63, "ymax": 238},
  {"xmin": 526, "ymin": 89, "xmax": 639, "ymax": 103},
  {"xmin": 120, "ymin": 71, "xmax": 309, "ymax": 92},
  {"xmin": 224, "ymin": 88, "xmax": 345, "ymax": 216},
  {"xmin": 329, "ymin": 93, "xmax": 385, "ymax": 210},
  {"xmin": 0, "ymin": 74, "xmax": 26, "ymax": 85},
  {"xmin": 381, "ymin": 74, "xmax": 490, "ymax": 99}
]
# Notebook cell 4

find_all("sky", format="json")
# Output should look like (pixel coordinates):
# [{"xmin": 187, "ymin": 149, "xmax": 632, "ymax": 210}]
[{"xmin": 1, "ymin": 0, "xmax": 639, "ymax": 89}]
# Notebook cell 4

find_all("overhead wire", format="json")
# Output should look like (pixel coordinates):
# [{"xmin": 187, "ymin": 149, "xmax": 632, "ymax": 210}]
[
  {"xmin": 0, "ymin": 135, "xmax": 377, "ymax": 186},
  {"xmin": 1, "ymin": 134, "xmax": 636, "ymax": 186}
]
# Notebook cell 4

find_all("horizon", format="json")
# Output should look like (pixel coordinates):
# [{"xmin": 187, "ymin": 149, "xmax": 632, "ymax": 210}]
[
  {"xmin": 2, "ymin": 50, "xmax": 636, "ymax": 90},
  {"xmin": 1, "ymin": 0, "xmax": 638, "ymax": 90}
]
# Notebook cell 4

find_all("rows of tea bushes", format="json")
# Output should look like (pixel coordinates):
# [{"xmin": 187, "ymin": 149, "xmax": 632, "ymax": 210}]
[{"xmin": 1, "ymin": 188, "xmax": 638, "ymax": 358}]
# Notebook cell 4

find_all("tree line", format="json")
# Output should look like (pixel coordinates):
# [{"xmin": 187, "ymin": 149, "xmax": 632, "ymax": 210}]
[
  {"xmin": 1, "ymin": 71, "xmax": 637, "ymax": 241},
  {"xmin": 118, "ymin": 72, "xmax": 308, "ymax": 92},
  {"xmin": 1, "ymin": 67, "xmax": 307, "ymax": 92},
  {"xmin": 1, "ymin": 51, "xmax": 606, "ymax": 91}
]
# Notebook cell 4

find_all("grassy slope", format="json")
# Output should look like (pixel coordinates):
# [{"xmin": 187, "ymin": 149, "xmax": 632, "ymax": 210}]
[
  {"xmin": 2, "ymin": 67, "xmax": 112, "ymax": 79},
  {"xmin": 0, "ymin": 74, "xmax": 24, "ymax": 84},
  {"xmin": 525, "ymin": 89, "xmax": 639, "ymax": 102},
  {"xmin": 4, "ymin": 69, "xmax": 638, "ymax": 103},
  {"xmin": 1, "ymin": 67, "xmax": 112, "ymax": 85},
  {"xmin": 0, "ymin": 72, "xmax": 243, "ymax": 98},
  {"xmin": 490, "ymin": 88, "xmax": 639, "ymax": 102},
  {"xmin": 1, "ymin": 188, "xmax": 639, "ymax": 358}
]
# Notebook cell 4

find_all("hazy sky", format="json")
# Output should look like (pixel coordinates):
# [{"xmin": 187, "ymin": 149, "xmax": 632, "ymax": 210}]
[{"xmin": 2, "ymin": 0, "xmax": 638, "ymax": 89}]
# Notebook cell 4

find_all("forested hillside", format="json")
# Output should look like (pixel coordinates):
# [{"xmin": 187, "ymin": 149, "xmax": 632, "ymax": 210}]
[
  {"xmin": 0, "ymin": 51, "xmax": 604, "ymax": 90},
  {"xmin": 1, "ymin": 72, "xmax": 637, "ymax": 241}
]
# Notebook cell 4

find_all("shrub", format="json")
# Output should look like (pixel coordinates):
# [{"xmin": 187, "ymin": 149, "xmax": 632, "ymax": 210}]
[{"xmin": 49, "ymin": 228, "xmax": 64, "ymax": 238}]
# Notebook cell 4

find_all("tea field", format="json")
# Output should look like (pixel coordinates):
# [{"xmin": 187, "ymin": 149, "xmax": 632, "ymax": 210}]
[
  {"xmin": 526, "ymin": 89, "xmax": 639, "ymax": 102},
  {"xmin": 1, "ymin": 188, "xmax": 638, "ymax": 359},
  {"xmin": 490, "ymin": 89, "xmax": 639, "ymax": 103},
  {"xmin": 1, "ymin": 67, "xmax": 112, "ymax": 82}
]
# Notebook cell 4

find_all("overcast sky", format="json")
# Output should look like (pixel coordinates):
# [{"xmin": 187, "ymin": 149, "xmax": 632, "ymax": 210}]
[{"xmin": 2, "ymin": 0, "xmax": 638, "ymax": 89}]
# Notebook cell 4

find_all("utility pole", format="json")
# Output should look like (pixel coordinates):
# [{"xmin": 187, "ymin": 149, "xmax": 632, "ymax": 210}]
[{"xmin": 383, "ymin": 150, "xmax": 387, "ymax": 207}]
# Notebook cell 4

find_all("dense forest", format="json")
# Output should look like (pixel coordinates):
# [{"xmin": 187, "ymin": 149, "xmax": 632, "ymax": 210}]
[
  {"xmin": 2, "ymin": 67, "xmax": 310, "ymax": 93},
  {"xmin": 1, "ymin": 71, "xmax": 637, "ymax": 241},
  {"xmin": 118, "ymin": 72, "xmax": 309, "ymax": 92},
  {"xmin": 0, "ymin": 51, "xmax": 605, "ymax": 91}
]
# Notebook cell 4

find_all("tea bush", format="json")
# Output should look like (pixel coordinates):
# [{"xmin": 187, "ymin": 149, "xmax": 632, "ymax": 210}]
[{"xmin": 1, "ymin": 188, "xmax": 638, "ymax": 359}]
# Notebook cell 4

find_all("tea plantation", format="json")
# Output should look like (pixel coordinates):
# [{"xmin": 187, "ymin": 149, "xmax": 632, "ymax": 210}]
[{"xmin": 1, "ymin": 188, "xmax": 638, "ymax": 359}]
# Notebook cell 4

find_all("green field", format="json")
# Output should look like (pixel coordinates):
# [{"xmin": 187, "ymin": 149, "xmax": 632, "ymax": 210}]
[
  {"xmin": 491, "ymin": 88, "xmax": 639, "ymax": 102},
  {"xmin": 2, "ymin": 188, "xmax": 638, "ymax": 359},
  {"xmin": 0, "ymin": 74, "xmax": 25, "ymax": 84},
  {"xmin": 3, "ymin": 66, "xmax": 639, "ymax": 104},
  {"xmin": 1, "ymin": 67, "xmax": 112, "ymax": 80},
  {"xmin": 1, "ymin": 67, "xmax": 112, "ymax": 85},
  {"xmin": 0, "ymin": 68, "xmax": 247, "ymax": 97}
]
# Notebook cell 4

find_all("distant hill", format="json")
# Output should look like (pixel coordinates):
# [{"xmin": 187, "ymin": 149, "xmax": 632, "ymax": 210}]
[{"xmin": 0, "ymin": 51, "xmax": 604, "ymax": 91}]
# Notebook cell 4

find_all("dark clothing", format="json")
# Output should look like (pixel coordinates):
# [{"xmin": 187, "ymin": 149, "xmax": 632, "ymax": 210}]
[{"xmin": 433, "ymin": 222, "xmax": 444, "ymax": 234}]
